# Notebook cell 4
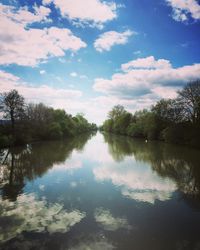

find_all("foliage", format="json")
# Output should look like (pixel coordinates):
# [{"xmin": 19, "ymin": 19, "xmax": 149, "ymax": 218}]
[
  {"xmin": 108, "ymin": 105, "xmax": 126, "ymax": 120},
  {"xmin": 177, "ymin": 80, "xmax": 200, "ymax": 124},
  {"xmin": 0, "ymin": 90, "xmax": 97, "ymax": 148},
  {"xmin": 0, "ymin": 90, "xmax": 25, "ymax": 125},
  {"xmin": 101, "ymin": 80, "xmax": 200, "ymax": 148}
]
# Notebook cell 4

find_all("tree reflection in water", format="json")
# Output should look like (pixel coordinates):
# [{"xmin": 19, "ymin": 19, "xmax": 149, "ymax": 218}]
[
  {"xmin": 0, "ymin": 132, "xmax": 96, "ymax": 201},
  {"xmin": 103, "ymin": 132, "xmax": 200, "ymax": 203}
]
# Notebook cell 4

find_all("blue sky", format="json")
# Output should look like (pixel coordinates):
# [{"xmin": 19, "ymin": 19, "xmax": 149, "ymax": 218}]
[{"xmin": 0, "ymin": 0, "xmax": 200, "ymax": 124}]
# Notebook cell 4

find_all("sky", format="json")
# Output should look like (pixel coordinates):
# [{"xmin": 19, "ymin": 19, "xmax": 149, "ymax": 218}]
[{"xmin": 0, "ymin": 0, "xmax": 200, "ymax": 124}]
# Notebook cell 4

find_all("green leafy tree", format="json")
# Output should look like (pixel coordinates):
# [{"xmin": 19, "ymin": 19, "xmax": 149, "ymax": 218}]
[
  {"xmin": 114, "ymin": 112, "xmax": 133, "ymax": 134},
  {"xmin": 177, "ymin": 80, "xmax": 200, "ymax": 124},
  {"xmin": 108, "ymin": 105, "xmax": 126, "ymax": 120},
  {"xmin": 152, "ymin": 99, "xmax": 183, "ymax": 124},
  {"xmin": 0, "ymin": 89, "xmax": 25, "ymax": 138}
]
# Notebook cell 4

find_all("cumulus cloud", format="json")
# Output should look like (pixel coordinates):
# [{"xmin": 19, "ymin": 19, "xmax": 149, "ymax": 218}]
[
  {"xmin": 0, "ymin": 3, "xmax": 86, "ymax": 66},
  {"xmin": 43, "ymin": 0, "xmax": 118, "ymax": 28},
  {"xmin": 121, "ymin": 56, "xmax": 172, "ymax": 71},
  {"xmin": 165, "ymin": 0, "xmax": 200, "ymax": 22},
  {"xmin": 94, "ymin": 208, "xmax": 131, "ymax": 231},
  {"xmin": 0, "ymin": 4, "xmax": 51, "ymax": 26},
  {"xmin": 94, "ymin": 30, "xmax": 133, "ymax": 52},
  {"xmin": 93, "ymin": 56, "xmax": 200, "ymax": 100},
  {"xmin": 0, "ymin": 193, "xmax": 85, "ymax": 242},
  {"xmin": 93, "ymin": 157, "xmax": 176, "ymax": 204}
]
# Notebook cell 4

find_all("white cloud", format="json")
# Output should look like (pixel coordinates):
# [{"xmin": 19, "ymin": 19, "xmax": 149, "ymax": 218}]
[
  {"xmin": 0, "ymin": 70, "xmax": 82, "ymax": 105},
  {"xmin": 121, "ymin": 56, "xmax": 172, "ymax": 71},
  {"xmin": 70, "ymin": 72, "xmax": 78, "ymax": 77},
  {"xmin": 94, "ymin": 30, "xmax": 133, "ymax": 52},
  {"xmin": 58, "ymin": 58, "xmax": 67, "ymax": 63},
  {"xmin": 0, "ymin": 4, "xmax": 86, "ymax": 66},
  {"xmin": 43, "ymin": 0, "xmax": 53, "ymax": 5},
  {"xmin": 93, "ymin": 56, "xmax": 200, "ymax": 100},
  {"xmin": 151, "ymin": 86, "xmax": 178, "ymax": 99},
  {"xmin": 166, "ymin": 0, "xmax": 200, "ymax": 22},
  {"xmin": 40, "ymin": 70, "xmax": 46, "ymax": 74},
  {"xmin": 0, "ymin": 4, "xmax": 51, "ymax": 26},
  {"xmin": 43, "ymin": 0, "xmax": 118, "ymax": 28},
  {"xmin": 133, "ymin": 50, "xmax": 142, "ymax": 55},
  {"xmin": 0, "ymin": 193, "xmax": 85, "ymax": 242},
  {"xmin": 0, "ymin": 70, "xmax": 19, "ymax": 83},
  {"xmin": 70, "ymin": 72, "xmax": 88, "ymax": 79}
]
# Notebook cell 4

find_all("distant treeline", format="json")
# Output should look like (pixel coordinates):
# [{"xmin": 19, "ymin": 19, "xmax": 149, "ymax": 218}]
[
  {"xmin": 100, "ymin": 80, "xmax": 200, "ymax": 148},
  {"xmin": 0, "ymin": 89, "xmax": 97, "ymax": 148}
]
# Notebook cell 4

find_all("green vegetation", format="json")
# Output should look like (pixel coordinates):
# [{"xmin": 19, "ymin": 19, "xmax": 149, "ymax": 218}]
[
  {"xmin": 101, "ymin": 80, "xmax": 200, "ymax": 148},
  {"xmin": 0, "ymin": 90, "xmax": 97, "ymax": 148}
]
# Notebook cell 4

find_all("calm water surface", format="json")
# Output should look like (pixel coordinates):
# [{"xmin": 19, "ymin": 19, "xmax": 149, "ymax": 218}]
[{"xmin": 1, "ymin": 132, "xmax": 200, "ymax": 250}]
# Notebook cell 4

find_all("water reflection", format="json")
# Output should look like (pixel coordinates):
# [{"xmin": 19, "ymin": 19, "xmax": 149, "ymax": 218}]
[
  {"xmin": 94, "ymin": 208, "xmax": 131, "ymax": 231},
  {"xmin": 0, "ymin": 132, "xmax": 94, "ymax": 201},
  {"xmin": 93, "ymin": 155, "xmax": 176, "ymax": 204},
  {"xmin": 0, "ymin": 132, "xmax": 200, "ymax": 250},
  {"xmin": 102, "ymin": 133, "xmax": 200, "ymax": 202},
  {"xmin": 69, "ymin": 234, "xmax": 115, "ymax": 250},
  {"xmin": 0, "ymin": 193, "xmax": 85, "ymax": 242}
]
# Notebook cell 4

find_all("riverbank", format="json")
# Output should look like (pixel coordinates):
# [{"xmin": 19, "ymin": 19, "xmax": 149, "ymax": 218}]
[
  {"xmin": 0, "ymin": 129, "xmax": 97, "ymax": 149},
  {"xmin": 100, "ymin": 127, "xmax": 200, "ymax": 149}
]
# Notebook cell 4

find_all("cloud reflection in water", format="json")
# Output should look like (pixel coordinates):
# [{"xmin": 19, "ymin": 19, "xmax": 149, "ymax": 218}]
[
  {"xmin": 93, "ymin": 158, "xmax": 177, "ymax": 204},
  {"xmin": 0, "ymin": 193, "xmax": 85, "ymax": 242},
  {"xmin": 94, "ymin": 207, "xmax": 131, "ymax": 231}
]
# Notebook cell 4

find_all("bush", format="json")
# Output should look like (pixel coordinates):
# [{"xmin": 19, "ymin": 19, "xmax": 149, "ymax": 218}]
[{"xmin": 127, "ymin": 123, "xmax": 144, "ymax": 138}]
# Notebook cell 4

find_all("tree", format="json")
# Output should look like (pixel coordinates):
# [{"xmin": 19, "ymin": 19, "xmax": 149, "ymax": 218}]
[
  {"xmin": 152, "ymin": 99, "xmax": 183, "ymax": 124},
  {"xmin": 113, "ymin": 112, "xmax": 132, "ymax": 134},
  {"xmin": 0, "ymin": 89, "xmax": 25, "ymax": 133},
  {"xmin": 108, "ymin": 105, "xmax": 126, "ymax": 120},
  {"xmin": 26, "ymin": 103, "xmax": 53, "ymax": 124},
  {"xmin": 178, "ymin": 80, "xmax": 200, "ymax": 124}
]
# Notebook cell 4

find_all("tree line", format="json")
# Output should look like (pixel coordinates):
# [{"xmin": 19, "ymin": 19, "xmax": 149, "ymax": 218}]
[
  {"xmin": 100, "ymin": 80, "xmax": 200, "ymax": 148},
  {"xmin": 0, "ymin": 89, "xmax": 97, "ymax": 148}
]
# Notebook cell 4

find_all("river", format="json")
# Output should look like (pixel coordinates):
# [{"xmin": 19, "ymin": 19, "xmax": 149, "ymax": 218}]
[{"xmin": 0, "ymin": 132, "xmax": 200, "ymax": 250}]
